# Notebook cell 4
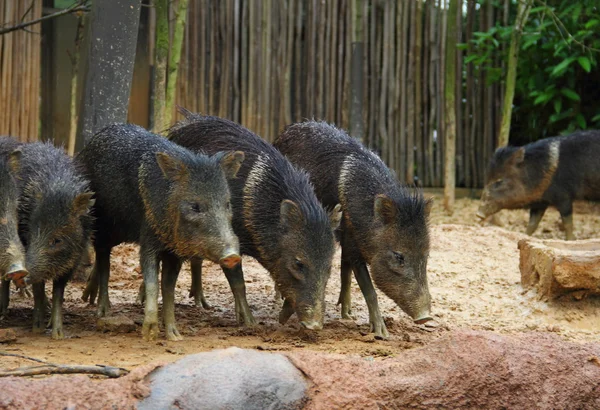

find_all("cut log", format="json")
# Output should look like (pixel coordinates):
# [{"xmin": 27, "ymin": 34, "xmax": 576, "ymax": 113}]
[{"xmin": 518, "ymin": 238, "xmax": 600, "ymax": 301}]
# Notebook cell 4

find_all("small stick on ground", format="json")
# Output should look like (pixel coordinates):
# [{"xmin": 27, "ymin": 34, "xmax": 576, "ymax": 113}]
[
  {"xmin": 0, "ymin": 352, "xmax": 129, "ymax": 378},
  {"xmin": 0, "ymin": 352, "xmax": 52, "ymax": 365}
]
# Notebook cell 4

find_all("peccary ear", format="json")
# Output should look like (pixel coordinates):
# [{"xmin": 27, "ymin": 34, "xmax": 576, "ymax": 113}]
[
  {"xmin": 156, "ymin": 152, "xmax": 189, "ymax": 181},
  {"xmin": 424, "ymin": 197, "xmax": 434, "ymax": 217},
  {"xmin": 374, "ymin": 194, "xmax": 397, "ymax": 224},
  {"xmin": 280, "ymin": 199, "xmax": 304, "ymax": 228},
  {"xmin": 510, "ymin": 147, "xmax": 525, "ymax": 165},
  {"xmin": 329, "ymin": 204, "xmax": 343, "ymax": 230},
  {"xmin": 72, "ymin": 192, "xmax": 95, "ymax": 217},
  {"xmin": 8, "ymin": 149, "xmax": 22, "ymax": 174},
  {"xmin": 220, "ymin": 151, "xmax": 245, "ymax": 179}
]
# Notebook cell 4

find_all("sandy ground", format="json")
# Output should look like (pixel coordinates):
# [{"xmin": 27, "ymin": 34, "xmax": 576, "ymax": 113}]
[{"xmin": 1, "ymin": 197, "xmax": 600, "ymax": 371}]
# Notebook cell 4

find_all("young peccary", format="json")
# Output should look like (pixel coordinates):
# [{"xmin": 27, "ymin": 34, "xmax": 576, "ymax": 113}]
[
  {"xmin": 0, "ymin": 147, "xmax": 28, "ymax": 315},
  {"xmin": 168, "ymin": 111, "xmax": 341, "ymax": 330},
  {"xmin": 0, "ymin": 137, "xmax": 94, "ymax": 339},
  {"xmin": 274, "ymin": 121, "xmax": 433, "ymax": 339},
  {"xmin": 77, "ymin": 124, "xmax": 243, "ymax": 341},
  {"xmin": 477, "ymin": 130, "xmax": 600, "ymax": 240}
]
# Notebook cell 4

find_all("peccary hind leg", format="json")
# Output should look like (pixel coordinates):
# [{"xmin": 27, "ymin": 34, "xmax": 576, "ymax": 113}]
[
  {"xmin": 190, "ymin": 258, "xmax": 210, "ymax": 309},
  {"xmin": 526, "ymin": 205, "xmax": 548, "ymax": 236},
  {"xmin": 32, "ymin": 282, "xmax": 46, "ymax": 333},
  {"xmin": 222, "ymin": 262, "xmax": 256, "ymax": 326},
  {"xmin": 161, "ymin": 252, "xmax": 183, "ymax": 341},
  {"xmin": 337, "ymin": 254, "xmax": 354, "ymax": 320},
  {"xmin": 81, "ymin": 265, "xmax": 98, "ymax": 305},
  {"xmin": 95, "ymin": 248, "xmax": 112, "ymax": 317}
]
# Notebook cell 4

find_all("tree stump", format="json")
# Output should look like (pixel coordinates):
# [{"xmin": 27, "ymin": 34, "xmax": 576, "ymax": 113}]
[{"xmin": 518, "ymin": 238, "xmax": 600, "ymax": 301}]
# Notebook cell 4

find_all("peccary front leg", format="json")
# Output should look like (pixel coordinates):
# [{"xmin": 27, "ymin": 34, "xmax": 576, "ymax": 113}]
[
  {"xmin": 95, "ymin": 247, "xmax": 112, "ymax": 317},
  {"xmin": 337, "ymin": 255, "xmax": 354, "ymax": 320},
  {"xmin": 526, "ymin": 205, "xmax": 547, "ymax": 236},
  {"xmin": 222, "ymin": 262, "xmax": 256, "ymax": 326},
  {"xmin": 81, "ymin": 264, "xmax": 98, "ymax": 305},
  {"xmin": 278, "ymin": 297, "xmax": 294, "ymax": 324},
  {"xmin": 190, "ymin": 258, "xmax": 210, "ymax": 309},
  {"xmin": 141, "ymin": 243, "xmax": 161, "ymax": 341},
  {"xmin": 50, "ymin": 276, "xmax": 68, "ymax": 340},
  {"xmin": 353, "ymin": 262, "xmax": 389, "ymax": 339},
  {"xmin": 32, "ymin": 282, "xmax": 46, "ymax": 333},
  {"xmin": 0, "ymin": 279, "xmax": 9, "ymax": 316},
  {"xmin": 161, "ymin": 252, "xmax": 183, "ymax": 341}
]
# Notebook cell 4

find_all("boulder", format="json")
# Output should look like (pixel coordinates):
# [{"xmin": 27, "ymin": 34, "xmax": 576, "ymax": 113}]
[{"xmin": 518, "ymin": 238, "xmax": 600, "ymax": 300}]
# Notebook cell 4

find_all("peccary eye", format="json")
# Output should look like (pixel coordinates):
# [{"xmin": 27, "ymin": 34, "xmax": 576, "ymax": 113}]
[
  {"xmin": 191, "ymin": 203, "xmax": 208, "ymax": 213},
  {"xmin": 492, "ymin": 179, "xmax": 503, "ymax": 189},
  {"xmin": 49, "ymin": 238, "xmax": 63, "ymax": 247},
  {"xmin": 393, "ymin": 252, "xmax": 405, "ymax": 266},
  {"xmin": 294, "ymin": 258, "xmax": 304, "ymax": 271}
]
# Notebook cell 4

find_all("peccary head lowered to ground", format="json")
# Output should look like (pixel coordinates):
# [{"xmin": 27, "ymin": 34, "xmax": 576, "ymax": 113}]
[
  {"xmin": 169, "ymin": 111, "xmax": 341, "ymax": 330},
  {"xmin": 274, "ymin": 121, "xmax": 432, "ymax": 339},
  {"xmin": 0, "ymin": 149, "xmax": 27, "ymax": 284}
]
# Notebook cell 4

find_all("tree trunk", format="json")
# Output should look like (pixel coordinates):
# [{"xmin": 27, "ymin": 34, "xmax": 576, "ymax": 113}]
[
  {"xmin": 497, "ymin": 0, "xmax": 532, "ymax": 148},
  {"xmin": 165, "ymin": 0, "xmax": 189, "ymax": 127},
  {"xmin": 76, "ymin": 0, "xmax": 142, "ymax": 151},
  {"xmin": 349, "ymin": 0, "xmax": 364, "ymax": 141},
  {"xmin": 443, "ymin": 0, "xmax": 458, "ymax": 214},
  {"xmin": 152, "ymin": 0, "xmax": 169, "ymax": 133},
  {"xmin": 67, "ymin": 16, "xmax": 85, "ymax": 156}
]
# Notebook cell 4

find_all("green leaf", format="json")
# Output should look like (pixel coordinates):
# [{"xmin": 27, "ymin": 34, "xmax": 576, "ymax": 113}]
[
  {"xmin": 575, "ymin": 114, "xmax": 586, "ymax": 129},
  {"xmin": 592, "ymin": 114, "xmax": 600, "ymax": 123},
  {"xmin": 585, "ymin": 19, "xmax": 599, "ymax": 30},
  {"xmin": 534, "ymin": 92, "xmax": 554, "ymax": 106},
  {"xmin": 560, "ymin": 88, "xmax": 580, "ymax": 101},
  {"xmin": 554, "ymin": 99, "xmax": 562, "ymax": 114},
  {"xmin": 550, "ymin": 57, "xmax": 575, "ymax": 77},
  {"xmin": 577, "ymin": 56, "xmax": 591, "ymax": 72}
]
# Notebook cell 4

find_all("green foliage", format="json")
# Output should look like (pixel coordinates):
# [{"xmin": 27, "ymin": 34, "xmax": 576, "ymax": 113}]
[{"xmin": 462, "ymin": 0, "xmax": 600, "ymax": 144}]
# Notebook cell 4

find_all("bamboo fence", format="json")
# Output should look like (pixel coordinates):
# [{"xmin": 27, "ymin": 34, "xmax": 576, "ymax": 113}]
[
  {"xmin": 176, "ymin": 0, "xmax": 505, "ymax": 188},
  {"xmin": 0, "ymin": 0, "xmax": 41, "ymax": 142}
]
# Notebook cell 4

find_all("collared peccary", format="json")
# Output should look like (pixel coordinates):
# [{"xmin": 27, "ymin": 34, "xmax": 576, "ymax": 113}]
[
  {"xmin": 477, "ymin": 131, "xmax": 600, "ymax": 240},
  {"xmin": 0, "ymin": 147, "xmax": 28, "ymax": 315},
  {"xmin": 274, "ymin": 121, "xmax": 433, "ymax": 339},
  {"xmin": 76, "ymin": 124, "xmax": 243, "ymax": 341},
  {"xmin": 0, "ymin": 137, "xmax": 94, "ymax": 339},
  {"xmin": 168, "ymin": 111, "xmax": 341, "ymax": 330}
]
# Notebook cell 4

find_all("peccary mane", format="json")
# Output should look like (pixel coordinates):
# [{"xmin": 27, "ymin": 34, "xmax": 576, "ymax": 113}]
[
  {"xmin": 169, "ymin": 111, "xmax": 329, "ymax": 227},
  {"xmin": 289, "ymin": 121, "xmax": 430, "ymax": 229},
  {"xmin": 15, "ymin": 142, "xmax": 93, "ymax": 230}
]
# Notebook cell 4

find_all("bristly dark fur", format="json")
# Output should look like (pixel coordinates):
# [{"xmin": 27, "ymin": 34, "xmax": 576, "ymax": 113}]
[
  {"xmin": 277, "ymin": 120, "xmax": 429, "ymax": 231},
  {"xmin": 169, "ymin": 110, "xmax": 332, "ymax": 261}
]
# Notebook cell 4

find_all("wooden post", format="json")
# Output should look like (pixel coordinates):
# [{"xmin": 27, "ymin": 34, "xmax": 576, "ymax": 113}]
[
  {"xmin": 443, "ymin": 0, "xmax": 458, "ymax": 214},
  {"xmin": 349, "ymin": 0, "xmax": 364, "ymax": 142},
  {"xmin": 75, "ymin": 0, "xmax": 142, "ymax": 151}
]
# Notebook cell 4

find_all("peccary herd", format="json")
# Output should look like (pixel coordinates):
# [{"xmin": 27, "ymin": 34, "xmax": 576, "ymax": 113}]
[{"xmin": 0, "ymin": 111, "xmax": 598, "ymax": 340}]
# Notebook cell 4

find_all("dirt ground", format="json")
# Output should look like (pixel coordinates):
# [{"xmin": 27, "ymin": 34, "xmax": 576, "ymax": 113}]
[{"xmin": 2, "ymin": 197, "xmax": 600, "ymax": 371}]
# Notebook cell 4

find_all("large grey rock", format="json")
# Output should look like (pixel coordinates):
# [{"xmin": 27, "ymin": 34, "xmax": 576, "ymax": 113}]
[{"xmin": 138, "ymin": 347, "xmax": 308, "ymax": 410}]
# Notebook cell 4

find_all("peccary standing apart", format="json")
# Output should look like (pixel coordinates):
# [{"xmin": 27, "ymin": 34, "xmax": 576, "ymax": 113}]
[
  {"xmin": 0, "ymin": 137, "xmax": 94, "ymax": 339},
  {"xmin": 477, "ymin": 130, "xmax": 600, "ymax": 240},
  {"xmin": 168, "ymin": 111, "xmax": 341, "ymax": 330},
  {"xmin": 274, "ymin": 121, "xmax": 432, "ymax": 339},
  {"xmin": 77, "ymin": 124, "xmax": 243, "ymax": 341},
  {"xmin": 0, "ymin": 147, "xmax": 28, "ymax": 315}
]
